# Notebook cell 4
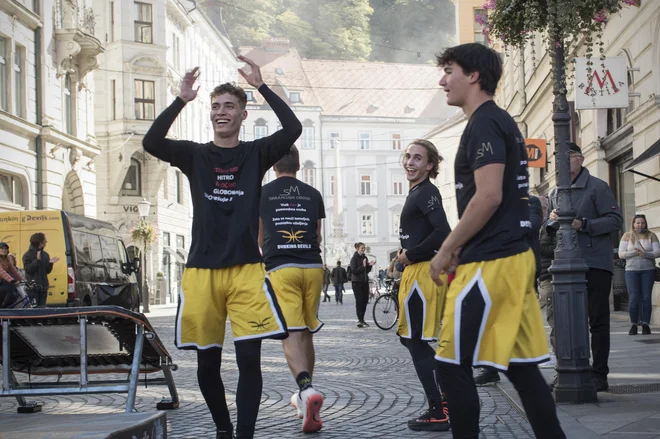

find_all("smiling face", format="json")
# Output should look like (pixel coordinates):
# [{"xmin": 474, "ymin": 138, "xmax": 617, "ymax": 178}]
[
  {"xmin": 210, "ymin": 93, "xmax": 247, "ymax": 140},
  {"xmin": 0, "ymin": 246, "xmax": 8, "ymax": 257},
  {"xmin": 403, "ymin": 143, "xmax": 433, "ymax": 187},
  {"xmin": 357, "ymin": 245, "xmax": 366, "ymax": 255},
  {"xmin": 439, "ymin": 61, "xmax": 474, "ymax": 108}
]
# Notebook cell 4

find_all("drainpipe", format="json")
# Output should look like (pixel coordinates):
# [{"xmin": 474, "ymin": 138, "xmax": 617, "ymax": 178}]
[
  {"xmin": 35, "ymin": 26, "xmax": 43, "ymax": 209},
  {"xmin": 518, "ymin": 47, "xmax": 527, "ymax": 109},
  {"xmin": 319, "ymin": 116, "xmax": 327, "ymax": 261}
]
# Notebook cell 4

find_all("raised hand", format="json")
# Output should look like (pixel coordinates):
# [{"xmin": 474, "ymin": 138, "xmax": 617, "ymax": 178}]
[
  {"xmin": 50, "ymin": 256, "xmax": 60, "ymax": 264},
  {"xmin": 238, "ymin": 55, "xmax": 264, "ymax": 88},
  {"xmin": 179, "ymin": 67, "xmax": 200, "ymax": 103}
]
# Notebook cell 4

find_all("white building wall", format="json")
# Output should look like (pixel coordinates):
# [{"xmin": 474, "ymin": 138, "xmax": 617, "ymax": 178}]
[{"xmin": 0, "ymin": 0, "xmax": 102, "ymax": 216}]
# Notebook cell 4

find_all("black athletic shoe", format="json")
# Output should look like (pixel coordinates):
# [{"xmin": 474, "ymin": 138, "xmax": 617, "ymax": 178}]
[
  {"xmin": 360, "ymin": 320, "xmax": 370, "ymax": 327},
  {"xmin": 474, "ymin": 367, "xmax": 501, "ymax": 386},
  {"xmin": 591, "ymin": 376, "xmax": 609, "ymax": 392},
  {"xmin": 357, "ymin": 322, "xmax": 364, "ymax": 328},
  {"xmin": 407, "ymin": 407, "xmax": 451, "ymax": 432},
  {"xmin": 629, "ymin": 324, "xmax": 638, "ymax": 335},
  {"xmin": 642, "ymin": 324, "xmax": 652, "ymax": 335}
]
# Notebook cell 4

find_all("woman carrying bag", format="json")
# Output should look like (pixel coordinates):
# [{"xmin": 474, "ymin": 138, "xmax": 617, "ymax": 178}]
[{"xmin": 618, "ymin": 214, "xmax": 660, "ymax": 335}]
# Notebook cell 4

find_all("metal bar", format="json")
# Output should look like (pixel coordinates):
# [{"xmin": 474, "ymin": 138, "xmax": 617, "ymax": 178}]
[
  {"xmin": 79, "ymin": 317, "xmax": 88, "ymax": 387},
  {"xmin": 161, "ymin": 366, "xmax": 179, "ymax": 405},
  {"xmin": 629, "ymin": 169, "xmax": 660, "ymax": 183},
  {"xmin": 11, "ymin": 371, "xmax": 27, "ymax": 406},
  {"xmin": 1, "ymin": 384, "xmax": 130, "ymax": 396},
  {"xmin": 2, "ymin": 320, "xmax": 10, "ymax": 392},
  {"xmin": 125, "ymin": 324, "xmax": 144, "ymax": 413},
  {"xmin": 3, "ymin": 378, "xmax": 168, "ymax": 388}
]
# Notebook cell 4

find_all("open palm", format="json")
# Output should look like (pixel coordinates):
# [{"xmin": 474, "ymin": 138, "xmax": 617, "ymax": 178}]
[
  {"xmin": 238, "ymin": 55, "xmax": 264, "ymax": 88},
  {"xmin": 179, "ymin": 67, "xmax": 199, "ymax": 103}
]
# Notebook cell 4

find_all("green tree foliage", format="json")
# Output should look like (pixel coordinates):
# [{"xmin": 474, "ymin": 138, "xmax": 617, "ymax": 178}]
[
  {"xmin": 217, "ymin": 0, "xmax": 453, "ymax": 63},
  {"xmin": 369, "ymin": 0, "xmax": 455, "ymax": 64}
]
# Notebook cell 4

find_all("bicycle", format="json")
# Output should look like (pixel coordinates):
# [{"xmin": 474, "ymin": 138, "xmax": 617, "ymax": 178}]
[
  {"xmin": 372, "ymin": 278, "xmax": 400, "ymax": 330},
  {"xmin": 1, "ymin": 280, "xmax": 36, "ymax": 309}
]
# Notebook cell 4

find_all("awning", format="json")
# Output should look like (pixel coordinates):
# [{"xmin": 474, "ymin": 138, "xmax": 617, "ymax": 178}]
[
  {"xmin": 623, "ymin": 139, "xmax": 660, "ymax": 182},
  {"xmin": 163, "ymin": 246, "xmax": 184, "ymax": 263}
]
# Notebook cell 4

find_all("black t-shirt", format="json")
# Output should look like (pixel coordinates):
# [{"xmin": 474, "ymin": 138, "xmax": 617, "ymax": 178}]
[
  {"xmin": 142, "ymin": 84, "xmax": 302, "ymax": 269},
  {"xmin": 400, "ymin": 178, "xmax": 451, "ymax": 263},
  {"xmin": 260, "ymin": 176, "xmax": 325, "ymax": 272},
  {"xmin": 454, "ymin": 100, "xmax": 530, "ymax": 264}
]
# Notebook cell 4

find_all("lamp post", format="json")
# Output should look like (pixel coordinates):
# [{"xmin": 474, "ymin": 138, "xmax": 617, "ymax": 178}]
[
  {"xmin": 547, "ymin": 42, "xmax": 597, "ymax": 403},
  {"xmin": 137, "ymin": 198, "xmax": 151, "ymax": 313}
]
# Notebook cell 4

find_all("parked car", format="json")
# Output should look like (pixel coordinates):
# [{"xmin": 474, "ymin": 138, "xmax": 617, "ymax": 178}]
[{"xmin": 0, "ymin": 210, "xmax": 140, "ymax": 310}]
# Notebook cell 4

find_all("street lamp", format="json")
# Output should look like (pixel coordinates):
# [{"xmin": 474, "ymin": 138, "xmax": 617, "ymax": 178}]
[
  {"xmin": 548, "ymin": 42, "xmax": 597, "ymax": 403},
  {"xmin": 138, "ymin": 198, "xmax": 151, "ymax": 313}
]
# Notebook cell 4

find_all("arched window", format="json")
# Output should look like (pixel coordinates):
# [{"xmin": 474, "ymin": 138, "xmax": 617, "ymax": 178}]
[
  {"xmin": 121, "ymin": 158, "xmax": 141, "ymax": 196},
  {"xmin": 0, "ymin": 172, "xmax": 24, "ymax": 207}
]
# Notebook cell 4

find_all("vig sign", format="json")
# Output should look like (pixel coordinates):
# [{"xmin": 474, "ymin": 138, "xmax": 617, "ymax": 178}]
[
  {"xmin": 575, "ymin": 56, "xmax": 629, "ymax": 110},
  {"xmin": 525, "ymin": 139, "xmax": 546, "ymax": 169}
]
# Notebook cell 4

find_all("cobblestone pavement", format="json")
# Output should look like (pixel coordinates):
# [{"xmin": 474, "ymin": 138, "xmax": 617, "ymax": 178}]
[{"xmin": 0, "ymin": 296, "xmax": 534, "ymax": 438}]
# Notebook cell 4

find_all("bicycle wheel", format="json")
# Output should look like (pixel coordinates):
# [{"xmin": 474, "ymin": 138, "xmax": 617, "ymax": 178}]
[{"xmin": 373, "ymin": 294, "xmax": 399, "ymax": 330}]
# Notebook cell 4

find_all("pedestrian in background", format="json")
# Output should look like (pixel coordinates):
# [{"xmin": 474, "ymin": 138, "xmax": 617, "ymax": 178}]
[
  {"xmin": 331, "ymin": 261, "xmax": 347, "ymax": 304},
  {"xmin": 0, "ymin": 242, "xmax": 24, "ymax": 308},
  {"xmin": 322, "ymin": 264, "xmax": 332, "ymax": 303},
  {"xmin": 618, "ymin": 214, "xmax": 659, "ymax": 335},
  {"xmin": 22, "ymin": 233, "xmax": 59, "ymax": 306},
  {"xmin": 350, "ymin": 242, "xmax": 374, "ymax": 327}
]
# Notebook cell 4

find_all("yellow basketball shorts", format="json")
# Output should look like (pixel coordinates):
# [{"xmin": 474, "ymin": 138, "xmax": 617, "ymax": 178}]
[
  {"xmin": 176, "ymin": 263, "xmax": 288, "ymax": 350},
  {"xmin": 268, "ymin": 267, "xmax": 324, "ymax": 333},
  {"xmin": 435, "ymin": 249, "xmax": 550, "ymax": 370},
  {"xmin": 397, "ymin": 261, "xmax": 448, "ymax": 342}
]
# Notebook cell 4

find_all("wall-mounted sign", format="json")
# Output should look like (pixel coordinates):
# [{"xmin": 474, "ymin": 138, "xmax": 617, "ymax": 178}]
[
  {"xmin": 525, "ymin": 138, "xmax": 546, "ymax": 168},
  {"xmin": 575, "ymin": 56, "xmax": 629, "ymax": 110}
]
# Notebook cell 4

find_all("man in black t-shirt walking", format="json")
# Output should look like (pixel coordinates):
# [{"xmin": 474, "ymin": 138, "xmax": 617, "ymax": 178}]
[
  {"xmin": 397, "ymin": 139, "xmax": 451, "ymax": 432},
  {"xmin": 331, "ymin": 261, "xmax": 347, "ymax": 304},
  {"xmin": 430, "ymin": 43, "xmax": 565, "ymax": 439},
  {"xmin": 259, "ymin": 146, "xmax": 326, "ymax": 433},
  {"xmin": 143, "ymin": 57, "xmax": 301, "ymax": 439}
]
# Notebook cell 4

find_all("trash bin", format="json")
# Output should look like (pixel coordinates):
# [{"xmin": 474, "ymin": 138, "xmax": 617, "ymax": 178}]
[{"xmin": 612, "ymin": 251, "xmax": 628, "ymax": 312}]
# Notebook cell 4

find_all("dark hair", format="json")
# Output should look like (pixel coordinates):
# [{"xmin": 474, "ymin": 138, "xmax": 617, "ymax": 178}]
[
  {"xmin": 354, "ymin": 242, "xmax": 365, "ymax": 250},
  {"xmin": 405, "ymin": 139, "xmax": 443, "ymax": 179},
  {"xmin": 436, "ymin": 43, "xmax": 502, "ymax": 95},
  {"xmin": 274, "ymin": 146, "xmax": 300, "ymax": 174},
  {"xmin": 210, "ymin": 83, "xmax": 248, "ymax": 109},
  {"xmin": 336, "ymin": 260, "xmax": 341, "ymax": 266},
  {"xmin": 30, "ymin": 232, "xmax": 46, "ymax": 248}
]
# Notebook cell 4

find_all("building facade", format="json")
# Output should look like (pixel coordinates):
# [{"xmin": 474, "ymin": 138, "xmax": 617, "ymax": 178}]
[
  {"xmin": 0, "ymin": 0, "xmax": 103, "ymax": 216},
  {"xmin": 239, "ymin": 40, "xmax": 455, "ymax": 268},
  {"xmin": 92, "ymin": 0, "xmax": 237, "ymax": 304}
]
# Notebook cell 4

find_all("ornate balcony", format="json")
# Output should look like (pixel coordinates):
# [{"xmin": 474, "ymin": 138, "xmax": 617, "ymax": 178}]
[{"xmin": 53, "ymin": 0, "xmax": 104, "ymax": 89}]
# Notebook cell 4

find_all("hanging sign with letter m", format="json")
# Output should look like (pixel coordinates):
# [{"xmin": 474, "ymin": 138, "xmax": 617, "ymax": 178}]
[{"xmin": 575, "ymin": 56, "xmax": 629, "ymax": 110}]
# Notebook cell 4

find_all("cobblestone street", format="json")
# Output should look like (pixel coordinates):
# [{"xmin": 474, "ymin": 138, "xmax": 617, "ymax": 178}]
[{"xmin": 0, "ymin": 296, "xmax": 534, "ymax": 438}]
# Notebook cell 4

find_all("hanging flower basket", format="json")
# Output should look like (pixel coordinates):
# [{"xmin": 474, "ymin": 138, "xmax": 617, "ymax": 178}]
[
  {"xmin": 481, "ymin": 0, "xmax": 637, "ymax": 83},
  {"xmin": 131, "ymin": 220, "xmax": 158, "ymax": 248}
]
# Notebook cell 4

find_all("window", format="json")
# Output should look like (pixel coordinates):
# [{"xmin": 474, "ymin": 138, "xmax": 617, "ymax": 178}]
[
  {"xmin": 72, "ymin": 232, "xmax": 104, "ymax": 266},
  {"xmin": 303, "ymin": 167, "xmax": 315, "ymax": 187},
  {"xmin": 609, "ymin": 151, "xmax": 635, "ymax": 245},
  {"xmin": 393, "ymin": 213, "xmax": 400, "ymax": 235},
  {"xmin": 392, "ymin": 133, "xmax": 402, "ymax": 150},
  {"xmin": 330, "ymin": 175, "xmax": 335, "ymax": 196},
  {"xmin": 359, "ymin": 132, "xmax": 371, "ymax": 150},
  {"xmin": 392, "ymin": 174, "xmax": 404, "ymax": 195},
  {"xmin": 134, "ymin": 79, "xmax": 155, "ymax": 120},
  {"xmin": 474, "ymin": 9, "xmax": 488, "ymax": 46},
  {"xmin": 109, "ymin": 2, "xmax": 115, "ymax": 42},
  {"xmin": 606, "ymin": 71, "xmax": 634, "ymax": 136},
  {"xmin": 99, "ymin": 236, "xmax": 121, "ymax": 271},
  {"xmin": 121, "ymin": 158, "xmax": 141, "ymax": 196},
  {"xmin": 64, "ymin": 74, "xmax": 73, "ymax": 134},
  {"xmin": 329, "ymin": 132, "xmax": 339, "ymax": 149},
  {"xmin": 245, "ymin": 90, "xmax": 254, "ymax": 102},
  {"xmin": 14, "ymin": 45, "xmax": 23, "ymax": 117},
  {"xmin": 0, "ymin": 173, "xmax": 24, "ymax": 206},
  {"xmin": 134, "ymin": 2, "xmax": 153, "ymax": 44},
  {"xmin": 111, "ymin": 79, "xmax": 117, "ymax": 120},
  {"xmin": 171, "ymin": 34, "xmax": 180, "ymax": 69},
  {"xmin": 176, "ymin": 235, "xmax": 185, "ymax": 249},
  {"xmin": 360, "ymin": 175, "xmax": 371, "ymax": 195},
  {"xmin": 302, "ymin": 125, "xmax": 314, "ymax": 149},
  {"xmin": 0, "ymin": 38, "xmax": 6, "ymax": 111},
  {"xmin": 162, "ymin": 232, "xmax": 170, "ymax": 247},
  {"xmin": 254, "ymin": 119, "xmax": 268, "ymax": 139},
  {"xmin": 290, "ymin": 92, "xmax": 300, "ymax": 103},
  {"xmin": 361, "ymin": 214, "xmax": 374, "ymax": 235},
  {"xmin": 175, "ymin": 170, "xmax": 183, "ymax": 204}
]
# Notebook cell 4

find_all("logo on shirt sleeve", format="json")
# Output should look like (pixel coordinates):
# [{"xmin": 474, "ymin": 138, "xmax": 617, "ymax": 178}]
[
  {"xmin": 427, "ymin": 195, "xmax": 441, "ymax": 209},
  {"xmin": 477, "ymin": 142, "xmax": 494, "ymax": 158}
]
